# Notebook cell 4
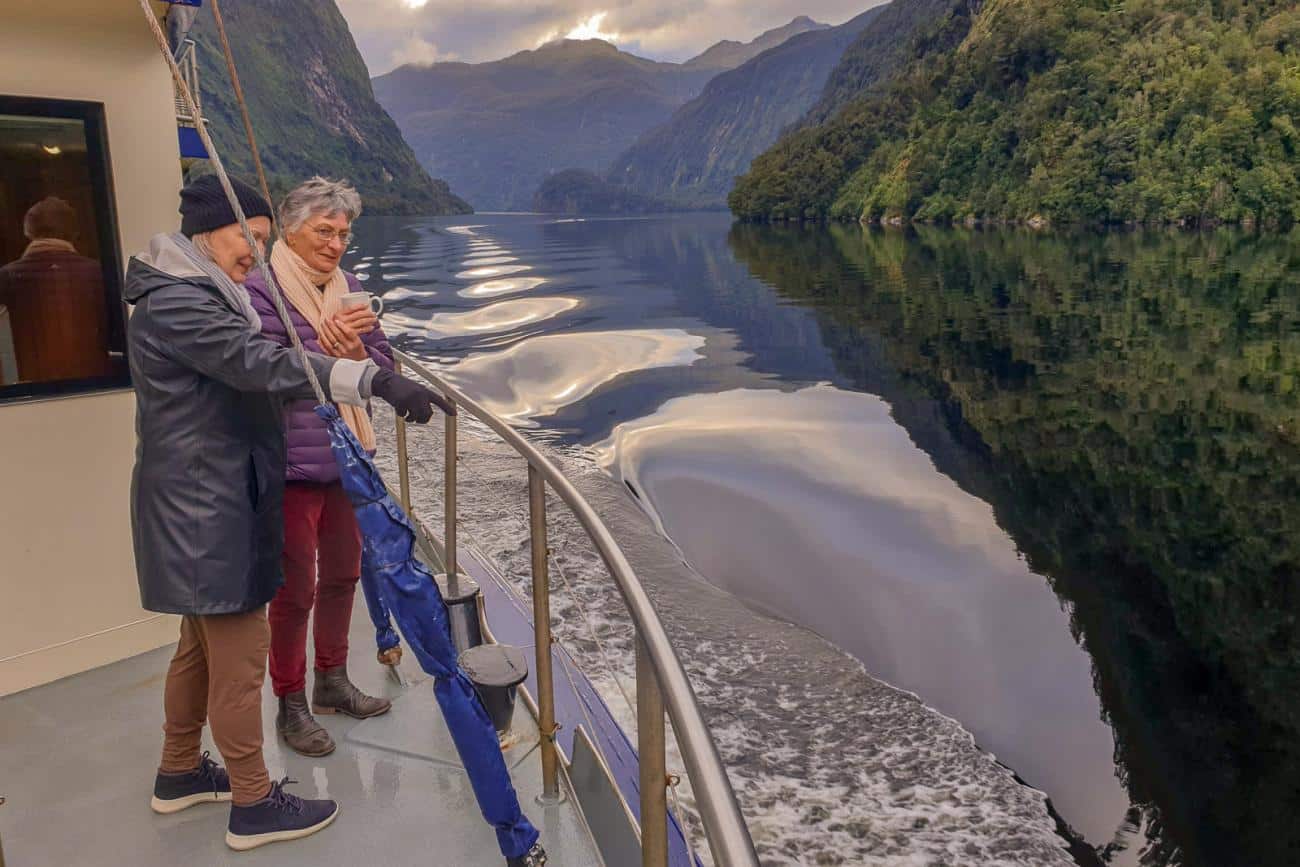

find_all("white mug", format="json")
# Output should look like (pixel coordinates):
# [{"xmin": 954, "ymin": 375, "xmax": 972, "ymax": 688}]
[{"xmin": 340, "ymin": 291, "xmax": 383, "ymax": 316}]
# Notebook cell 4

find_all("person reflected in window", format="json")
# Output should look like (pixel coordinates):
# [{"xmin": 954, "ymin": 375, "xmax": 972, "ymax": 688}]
[{"xmin": 0, "ymin": 196, "xmax": 111, "ymax": 382}]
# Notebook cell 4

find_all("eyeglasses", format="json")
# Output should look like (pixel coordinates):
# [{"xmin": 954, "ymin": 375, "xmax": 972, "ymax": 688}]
[{"xmin": 308, "ymin": 225, "xmax": 352, "ymax": 245}]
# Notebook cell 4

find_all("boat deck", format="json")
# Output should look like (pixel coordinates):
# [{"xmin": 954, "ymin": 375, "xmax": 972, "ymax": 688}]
[{"xmin": 0, "ymin": 594, "xmax": 605, "ymax": 866}]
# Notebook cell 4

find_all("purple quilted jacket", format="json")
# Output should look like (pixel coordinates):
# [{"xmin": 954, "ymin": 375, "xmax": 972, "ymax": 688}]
[{"xmin": 243, "ymin": 267, "xmax": 394, "ymax": 483}]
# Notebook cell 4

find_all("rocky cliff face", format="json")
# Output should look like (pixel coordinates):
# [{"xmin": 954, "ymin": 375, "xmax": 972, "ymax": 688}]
[
  {"xmin": 803, "ymin": 0, "xmax": 963, "ymax": 125},
  {"xmin": 608, "ymin": 8, "xmax": 886, "ymax": 210},
  {"xmin": 189, "ymin": 0, "xmax": 470, "ymax": 215}
]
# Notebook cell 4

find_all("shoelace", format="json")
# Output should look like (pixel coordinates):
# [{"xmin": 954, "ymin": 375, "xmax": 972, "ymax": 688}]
[
  {"xmin": 264, "ymin": 777, "xmax": 306, "ymax": 816},
  {"xmin": 196, "ymin": 751, "xmax": 222, "ymax": 794}
]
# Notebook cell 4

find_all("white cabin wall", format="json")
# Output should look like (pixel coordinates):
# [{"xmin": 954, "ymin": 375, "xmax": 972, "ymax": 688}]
[{"xmin": 0, "ymin": 6, "xmax": 184, "ymax": 695}]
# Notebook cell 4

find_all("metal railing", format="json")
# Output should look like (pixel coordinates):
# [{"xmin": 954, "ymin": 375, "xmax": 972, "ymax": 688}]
[
  {"xmin": 173, "ymin": 39, "xmax": 203, "ymax": 125},
  {"xmin": 391, "ymin": 350, "xmax": 759, "ymax": 867}
]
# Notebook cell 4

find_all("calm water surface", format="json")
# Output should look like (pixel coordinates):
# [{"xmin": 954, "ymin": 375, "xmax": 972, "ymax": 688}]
[{"xmin": 347, "ymin": 214, "xmax": 1300, "ymax": 866}]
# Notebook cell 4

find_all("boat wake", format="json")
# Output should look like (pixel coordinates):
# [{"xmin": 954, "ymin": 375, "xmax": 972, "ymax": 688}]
[{"xmin": 374, "ymin": 408, "xmax": 1078, "ymax": 866}]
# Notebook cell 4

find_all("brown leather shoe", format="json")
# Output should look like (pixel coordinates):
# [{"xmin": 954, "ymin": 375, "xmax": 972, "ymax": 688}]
[
  {"xmin": 276, "ymin": 691, "xmax": 336, "ymax": 757},
  {"xmin": 312, "ymin": 664, "xmax": 392, "ymax": 720}
]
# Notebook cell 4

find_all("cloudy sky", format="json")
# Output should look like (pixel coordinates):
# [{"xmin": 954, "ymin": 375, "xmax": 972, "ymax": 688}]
[{"xmin": 337, "ymin": 0, "xmax": 887, "ymax": 74}]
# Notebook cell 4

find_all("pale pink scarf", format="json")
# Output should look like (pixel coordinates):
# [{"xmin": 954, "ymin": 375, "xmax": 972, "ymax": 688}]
[{"xmin": 270, "ymin": 239, "xmax": 375, "ymax": 450}]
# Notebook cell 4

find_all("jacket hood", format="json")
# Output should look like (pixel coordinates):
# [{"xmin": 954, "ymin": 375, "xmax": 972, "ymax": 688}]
[{"xmin": 123, "ymin": 233, "xmax": 211, "ymax": 303}]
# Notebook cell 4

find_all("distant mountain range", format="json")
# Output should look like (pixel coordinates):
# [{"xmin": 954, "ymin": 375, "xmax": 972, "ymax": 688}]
[
  {"xmin": 607, "ymin": 7, "xmax": 888, "ymax": 210},
  {"xmin": 189, "ymin": 0, "xmax": 469, "ymax": 215},
  {"xmin": 682, "ymin": 16, "xmax": 831, "ymax": 70},
  {"xmin": 372, "ymin": 17, "xmax": 828, "ymax": 212}
]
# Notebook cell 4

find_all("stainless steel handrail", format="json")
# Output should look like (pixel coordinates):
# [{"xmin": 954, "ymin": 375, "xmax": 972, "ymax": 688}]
[{"xmin": 392, "ymin": 349, "xmax": 758, "ymax": 867}]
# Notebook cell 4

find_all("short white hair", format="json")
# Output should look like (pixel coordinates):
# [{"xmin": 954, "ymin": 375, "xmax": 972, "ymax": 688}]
[
  {"xmin": 190, "ymin": 231, "xmax": 215, "ymax": 260},
  {"xmin": 279, "ymin": 176, "xmax": 362, "ymax": 233}
]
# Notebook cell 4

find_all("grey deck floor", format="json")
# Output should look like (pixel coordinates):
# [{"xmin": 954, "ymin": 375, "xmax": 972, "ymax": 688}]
[{"xmin": 0, "ymin": 596, "xmax": 603, "ymax": 867}]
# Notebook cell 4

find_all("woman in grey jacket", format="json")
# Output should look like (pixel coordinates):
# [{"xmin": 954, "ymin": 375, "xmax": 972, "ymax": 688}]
[{"xmin": 125, "ymin": 175, "xmax": 440, "ymax": 852}]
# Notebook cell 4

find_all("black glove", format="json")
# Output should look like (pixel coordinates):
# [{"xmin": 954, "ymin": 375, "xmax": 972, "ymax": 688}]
[{"xmin": 370, "ymin": 368, "xmax": 454, "ymax": 423}]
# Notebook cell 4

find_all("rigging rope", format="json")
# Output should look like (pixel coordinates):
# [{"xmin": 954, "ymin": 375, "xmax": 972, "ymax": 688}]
[
  {"xmin": 208, "ymin": 0, "xmax": 275, "ymax": 218},
  {"xmin": 136, "ymin": 0, "xmax": 327, "ymax": 406},
  {"xmin": 547, "ymin": 540, "xmax": 701, "ymax": 865}
]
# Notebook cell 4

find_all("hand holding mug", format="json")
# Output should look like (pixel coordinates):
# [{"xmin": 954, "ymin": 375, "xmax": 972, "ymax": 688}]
[
  {"xmin": 318, "ymin": 314, "xmax": 366, "ymax": 361},
  {"xmin": 335, "ymin": 305, "xmax": 378, "ymax": 336}
]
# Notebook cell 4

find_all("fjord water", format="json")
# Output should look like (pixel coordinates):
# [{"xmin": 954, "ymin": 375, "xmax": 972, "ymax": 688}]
[{"xmin": 349, "ymin": 214, "xmax": 1300, "ymax": 866}]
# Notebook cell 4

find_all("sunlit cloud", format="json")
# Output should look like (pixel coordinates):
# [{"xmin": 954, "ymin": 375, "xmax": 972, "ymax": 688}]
[
  {"xmin": 536, "ymin": 11, "xmax": 624, "ymax": 47},
  {"xmin": 402, "ymin": 0, "xmax": 428, "ymax": 8},
  {"xmin": 535, "ymin": 11, "xmax": 622, "ymax": 48},
  {"xmin": 568, "ymin": 11, "xmax": 620, "ymax": 41}
]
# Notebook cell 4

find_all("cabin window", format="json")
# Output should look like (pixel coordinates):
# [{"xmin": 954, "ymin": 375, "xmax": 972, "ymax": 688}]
[{"xmin": 0, "ymin": 96, "xmax": 128, "ymax": 402}]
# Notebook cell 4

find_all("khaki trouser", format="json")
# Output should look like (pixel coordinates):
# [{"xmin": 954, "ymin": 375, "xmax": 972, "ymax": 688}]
[{"xmin": 158, "ymin": 607, "xmax": 273, "ymax": 806}]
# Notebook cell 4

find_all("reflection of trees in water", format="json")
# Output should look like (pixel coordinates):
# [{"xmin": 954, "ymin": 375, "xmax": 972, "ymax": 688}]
[{"xmin": 729, "ymin": 223, "xmax": 1300, "ymax": 867}]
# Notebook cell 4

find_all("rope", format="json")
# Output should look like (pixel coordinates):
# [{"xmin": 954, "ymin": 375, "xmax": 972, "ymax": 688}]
[
  {"xmin": 669, "ymin": 771, "xmax": 701, "ymax": 866},
  {"xmin": 208, "ymin": 0, "xmax": 275, "ymax": 218},
  {"xmin": 547, "ymin": 545, "xmax": 637, "ymax": 721},
  {"xmin": 136, "ymin": 0, "xmax": 326, "ymax": 406},
  {"xmin": 548, "ymin": 544, "xmax": 701, "ymax": 864}
]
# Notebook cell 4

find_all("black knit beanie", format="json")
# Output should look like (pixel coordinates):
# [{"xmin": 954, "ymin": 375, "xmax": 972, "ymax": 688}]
[{"xmin": 179, "ymin": 174, "xmax": 273, "ymax": 237}]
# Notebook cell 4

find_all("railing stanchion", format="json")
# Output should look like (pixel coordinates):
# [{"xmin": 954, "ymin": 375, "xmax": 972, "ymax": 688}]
[
  {"xmin": 391, "ymin": 349, "xmax": 759, "ymax": 866},
  {"xmin": 637, "ymin": 637, "xmax": 669, "ymax": 867},
  {"xmin": 529, "ymin": 465, "xmax": 561, "ymax": 803},
  {"xmin": 394, "ymin": 357, "xmax": 412, "ymax": 515},
  {"xmin": 444, "ymin": 400, "xmax": 458, "ymax": 578}
]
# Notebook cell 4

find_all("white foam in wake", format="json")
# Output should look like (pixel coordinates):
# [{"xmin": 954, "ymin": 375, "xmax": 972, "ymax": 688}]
[{"xmin": 373, "ymin": 405, "xmax": 1076, "ymax": 867}]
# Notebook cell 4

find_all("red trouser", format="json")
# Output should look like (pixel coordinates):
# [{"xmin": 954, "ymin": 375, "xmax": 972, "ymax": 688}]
[{"xmin": 268, "ymin": 481, "xmax": 362, "ymax": 697}]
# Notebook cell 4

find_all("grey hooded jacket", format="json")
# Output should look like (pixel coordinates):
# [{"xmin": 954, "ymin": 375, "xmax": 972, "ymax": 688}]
[{"xmin": 124, "ymin": 234, "xmax": 373, "ymax": 615}]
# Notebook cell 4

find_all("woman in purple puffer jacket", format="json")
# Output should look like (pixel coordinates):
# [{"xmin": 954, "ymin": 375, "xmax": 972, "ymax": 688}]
[{"xmin": 243, "ymin": 177, "xmax": 393, "ymax": 757}]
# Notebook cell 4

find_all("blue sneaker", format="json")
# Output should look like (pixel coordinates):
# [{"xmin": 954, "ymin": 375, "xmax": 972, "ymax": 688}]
[
  {"xmin": 150, "ymin": 751, "xmax": 232, "ymax": 814},
  {"xmin": 225, "ymin": 777, "xmax": 338, "ymax": 851}
]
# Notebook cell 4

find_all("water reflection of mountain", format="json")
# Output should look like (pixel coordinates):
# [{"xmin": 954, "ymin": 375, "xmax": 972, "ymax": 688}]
[{"xmin": 729, "ymin": 223, "xmax": 1300, "ymax": 867}]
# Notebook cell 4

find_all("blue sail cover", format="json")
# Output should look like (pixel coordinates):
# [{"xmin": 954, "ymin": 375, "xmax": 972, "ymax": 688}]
[
  {"xmin": 358, "ymin": 564, "xmax": 400, "ymax": 653},
  {"xmin": 317, "ymin": 405, "xmax": 540, "ymax": 858}
]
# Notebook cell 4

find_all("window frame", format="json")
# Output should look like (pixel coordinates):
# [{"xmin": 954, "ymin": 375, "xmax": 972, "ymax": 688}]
[{"xmin": 0, "ymin": 94, "xmax": 130, "ymax": 404}]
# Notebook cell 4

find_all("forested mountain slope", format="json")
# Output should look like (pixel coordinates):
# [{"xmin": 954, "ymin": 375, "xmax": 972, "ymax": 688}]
[
  {"xmin": 191, "ymin": 0, "xmax": 470, "ymax": 214},
  {"xmin": 731, "ymin": 0, "xmax": 1300, "ymax": 225}
]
